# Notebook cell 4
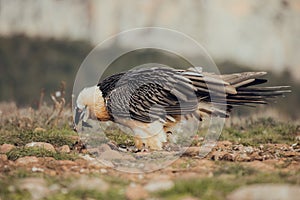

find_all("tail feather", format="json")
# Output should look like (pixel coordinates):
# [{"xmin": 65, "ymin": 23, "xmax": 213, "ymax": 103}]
[{"xmin": 185, "ymin": 70, "xmax": 291, "ymax": 118}]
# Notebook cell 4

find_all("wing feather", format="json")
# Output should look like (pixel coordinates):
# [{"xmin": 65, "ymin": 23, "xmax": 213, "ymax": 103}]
[{"xmin": 98, "ymin": 67, "xmax": 290, "ymax": 123}]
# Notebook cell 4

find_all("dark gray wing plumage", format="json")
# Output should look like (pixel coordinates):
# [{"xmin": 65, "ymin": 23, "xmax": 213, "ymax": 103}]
[
  {"xmin": 101, "ymin": 67, "xmax": 199, "ymax": 123},
  {"xmin": 98, "ymin": 67, "xmax": 290, "ymax": 123}
]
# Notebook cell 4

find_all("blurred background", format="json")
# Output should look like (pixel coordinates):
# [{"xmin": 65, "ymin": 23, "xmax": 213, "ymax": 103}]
[{"xmin": 0, "ymin": 0, "xmax": 299, "ymax": 119}]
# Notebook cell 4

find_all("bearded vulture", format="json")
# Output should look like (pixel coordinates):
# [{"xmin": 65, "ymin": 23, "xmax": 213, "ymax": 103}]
[{"xmin": 74, "ymin": 67, "xmax": 290, "ymax": 150}]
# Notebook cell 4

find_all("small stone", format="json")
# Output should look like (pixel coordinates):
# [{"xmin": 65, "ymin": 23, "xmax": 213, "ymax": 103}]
[
  {"xmin": 80, "ymin": 154, "xmax": 114, "ymax": 168},
  {"xmin": 126, "ymin": 184, "xmax": 149, "ymax": 200},
  {"xmin": 259, "ymin": 144, "xmax": 264, "ymax": 150},
  {"xmin": 58, "ymin": 145, "xmax": 70, "ymax": 153},
  {"xmin": 32, "ymin": 167, "xmax": 44, "ymax": 172},
  {"xmin": 220, "ymin": 141, "xmax": 232, "ymax": 147},
  {"xmin": 227, "ymin": 184, "xmax": 300, "ymax": 200},
  {"xmin": 138, "ymin": 174, "xmax": 144, "ymax": 180},
  {"xmin": 0, "ymin": 144, "xmax": 15, "ymax": 154},
  {"xmin": 222, "ymin": 153, "xmax": 235, "ymax": 161},
  {"xmin": 25, "ymin": 142, "xmax": 55, "ymax": 152},
  {"xmin": 236, "ymin": 153, "xmax": 251, "ymax": 162},
  {"xmin": 144, "ymin": 179, "xmax": 174, "ymax": 192},
  {"xmin": 16, "ymin": 156, "xmax": 39, "ymax": 165},
  {"xmin": 244, "ymin": 146, "xmax": 254, "ymax": 154},
  {"xmin": 183, "ymin": 147, "xmax": 200, "ymax": 157}
]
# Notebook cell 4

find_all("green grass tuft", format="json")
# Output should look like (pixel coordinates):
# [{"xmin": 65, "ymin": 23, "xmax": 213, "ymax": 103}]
[
  {"xmin": 219, "ymin": 117, "xmax": 299, "ymax": 146},
  {"xmin": 0, "ymin": 128, "xmax": 77, "ymax": 147},
  {"xmin": 6, "ymin": 147, "xmax": 78, "ymax": 161}
]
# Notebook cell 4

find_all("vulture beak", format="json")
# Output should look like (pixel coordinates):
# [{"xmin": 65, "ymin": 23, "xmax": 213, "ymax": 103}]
[{"xmin": 73, "ymin": 106, "xmax": 90, "ymax": 132}]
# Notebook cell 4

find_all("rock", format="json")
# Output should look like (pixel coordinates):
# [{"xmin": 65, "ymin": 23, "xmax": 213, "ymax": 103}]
[
  {"xmin": 211, "ymin": 151, "xmax": 235, "ymax": 161},
  {"xmin": 99, "ymin": 150, "xmax": 135, "ymax": 161},
  {"xmin": 244, "ymin": 146, "xmax": 254, "ymax": 154},
  {"xmin": 58, "ymin": 145, "xmax": 70, "ymax": 153},
  {"xmin": 222, "ymin": 153, "xmax": 235, "ymax": 161},
  {"xmin": 18, "ymin": 177, "xmax": 50, "ymax": 200},
  {"xmin": 227, "ymin": 184, "xmax": 300, "ymax": 200},
  {"xmin": 69, "ymin": 176, "xmax": 109, "ymax": 192},
  {"xmin": 32, "ymin": 167, "xmax": 44, "ymax": 172},
  {"xmin": 16, "ymin": 156, "xmax": 39, "ymax": 165},
  {"xmin": 125, "ymin": 183, "xmax": 149, "ymax": 200},
  {"xmin": 0, "ymin": 144, "xmax": 15, "ymax": 153},
  {"xmin": 25, "ymin": 142, "xmax": 55, "ymax": 152},
  {"xmin": 0, "ymin": 154, "xmax": 8, "ymax": 162},
  {"xmin": 183, "ymin": 147, "xmax": 200, "ymax": 156},
  {"xmin": 236, "ymin": 153, "xmax": 251, "ymax": 162},
  {"xmin": 144, "ymin": 178, "xmax": 174, "ymax": 192},
  {"xmin": 232, "ymin": 144, "xmax": 244, "ymax": 151},
  {"xmin": 99, "ymin": 150, "xmax": 123, "ymax": 160},
  {"xmin": 99, "ymin": 143, "xmax": 112, "ymax": 152}
]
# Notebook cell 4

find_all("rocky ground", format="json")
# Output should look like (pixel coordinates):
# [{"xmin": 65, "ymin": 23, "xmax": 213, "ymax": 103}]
[
  {"xmin": 0, "ymin": 103, "xmax": 299, "ymax": 200},
  {"xmin": 0, "ymin": 138, "xmax": 299, "ymax": 200}
]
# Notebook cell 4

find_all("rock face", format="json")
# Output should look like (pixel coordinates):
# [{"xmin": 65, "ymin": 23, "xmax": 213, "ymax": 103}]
[
  {"xmin": 25, "ymin": 142, "xmax": 55, "ymax": 152},
  {"xmin": 227, "ymin": 184, "xmax": 300, "ymax": 200}
]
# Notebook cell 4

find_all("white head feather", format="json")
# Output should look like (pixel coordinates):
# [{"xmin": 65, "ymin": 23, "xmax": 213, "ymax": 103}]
[{"xmin": 76, "ymin": 85, "xmax": 110, "ymax": 121}]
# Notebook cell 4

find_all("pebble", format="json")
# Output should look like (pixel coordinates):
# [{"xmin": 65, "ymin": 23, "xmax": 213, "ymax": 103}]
[
  {"xmin": 236, "ymin": 153, "xmax": 251, "ymax": 162},
  {"xmin": 32, "ymin": 167, "xmax": 44, "ymax": 172},
  {"xmin": 0, "ymin": 144, "xmax": 15, "ymax": 154},
  {"xmin": 227, "ymin": 184, "xmax": 300, "ymax": 200},
  {"xmin": 244, "ymin": 146, "xmax": 254, "ymax": 154},
  {"xmin": 183, "ymin": 147, "xmax": 201, "ymax": 156},
  {"xmin": 25, "ymin": 142, "xmax": 55, "ymax": 152},
  {"xmin": 259, "ymin": 144, "xmax": 264, "ymax": 150}
]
